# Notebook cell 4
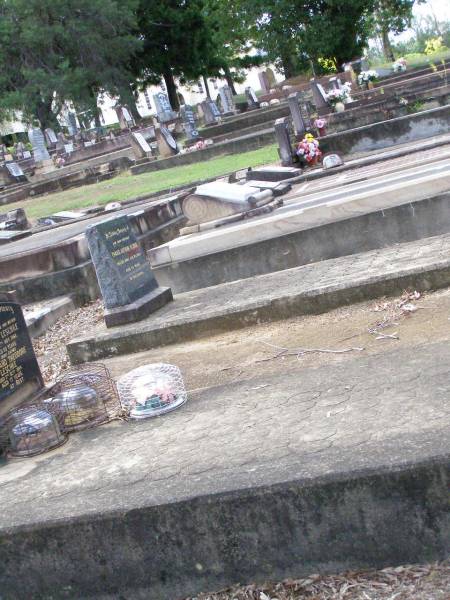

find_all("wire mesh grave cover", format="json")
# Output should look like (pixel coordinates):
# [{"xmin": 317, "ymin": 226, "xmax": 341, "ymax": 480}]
[
  {"xmin": 4, "ymin": 405, "xmax": 66, "ymax": 457},
  {"xmin": 117, "ymin": 363, "xmax": 187, "ymax": 419},
  {"xmin": 47, "ymin": 363, "xmax": 120, "ymax": 431}
]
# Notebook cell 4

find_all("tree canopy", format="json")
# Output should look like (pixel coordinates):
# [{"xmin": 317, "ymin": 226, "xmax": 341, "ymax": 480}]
[{"xmin": 0, "ymin": 0, "xmax": 430, "ymax": 128}]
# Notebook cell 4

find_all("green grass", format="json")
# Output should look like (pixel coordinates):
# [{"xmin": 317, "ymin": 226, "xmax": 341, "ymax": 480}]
[
  {"xmin": 370, "ymin": 49, "xmax": 450, "ymax": 71},
  {"xmin": 3, "ymin": 144, "xmax": 279, "ymax": 221}
]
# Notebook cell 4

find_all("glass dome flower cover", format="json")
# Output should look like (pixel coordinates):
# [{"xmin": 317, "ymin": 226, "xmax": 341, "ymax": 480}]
[{"xmin": 117, "ymin": 363, "xmax": 187, "ymax": 419}]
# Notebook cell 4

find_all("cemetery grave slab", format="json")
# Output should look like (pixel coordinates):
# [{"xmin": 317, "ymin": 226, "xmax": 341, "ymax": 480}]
[
  {"xmin": 1, "ymin": 341, "xmax": 449, "ymax": 599},
  {"xmin": 68, "ymin": 231, "xmax": 450, "ymax": 363}
]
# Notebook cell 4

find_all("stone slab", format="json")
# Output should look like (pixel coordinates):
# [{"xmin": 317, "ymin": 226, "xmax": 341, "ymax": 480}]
[
  {"xmin": 246, "ymin": 166, "xmax": 302, "ymax": 181},
  {"xmin": 68, "ymin": 232, "xmax": 450, "ymax": 363},
  {"xmin": 23, "ymin": 295, "xmax": 75, "ymax": 338},
  {"xmin": 104, "ymin": 285, "xmax": 173, "ymax": 328},
  {"xmin": 1, "ymin": 343, "xmax": 450, "ymax": 598},
  {"xmin": 149, "ymin": 158, "xmax": 450, "ymax": 268},
  {"xmin": 243, "ymin": 180, "xmax": 292, "ymax": 196},
  {"xmin": 0, "ymin": 230, "xmax": 32, "ymax": 245}
]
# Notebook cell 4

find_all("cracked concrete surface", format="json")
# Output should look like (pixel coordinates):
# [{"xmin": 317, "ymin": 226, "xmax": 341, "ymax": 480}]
[{"xmin": 1, "ymin": 340, "xmax": 450, "ymax": 531}]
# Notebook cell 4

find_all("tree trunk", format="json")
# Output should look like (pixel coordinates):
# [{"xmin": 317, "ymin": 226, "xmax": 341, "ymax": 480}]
[
  {"xmin": 223, "ymin": 64, "xmax": 237, "ymax": 94},
  {"xmin": 381, "ymin": 26, "xmax": 395, "ymax": 62},
  {"xmin": 118, "ymin": 86, "xmax": 142, "ymax": 122},
  {"xmin": 203, "ymin": 75, "xmax": 211, "ymax": 99},
  {"xmin": 35, "ymin": 97, "xmax": 58, "ymax": 130},
  {"xmin": 163, "ymin": 69, "xmax": 180, "ymax": 111},
  {"xmin": 280, "ymin": 53, "xmax": 297, "ymax": 80}
]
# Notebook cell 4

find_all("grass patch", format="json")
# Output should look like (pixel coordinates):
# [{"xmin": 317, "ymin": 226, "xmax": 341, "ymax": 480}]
[
  {"xmin": 370, "ymin": 49, "xmax": 450, "ymax": 71},
  {"xmin": 2, "ymin": 144, "xmax": 278, "ymax": 221}
]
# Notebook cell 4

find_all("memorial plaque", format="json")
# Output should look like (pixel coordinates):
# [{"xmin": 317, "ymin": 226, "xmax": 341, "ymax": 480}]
[
  {"xmin": 22, "ymin": 150, "xmax": 31, "ymax": 159},
  {"xmin": 86, "ymin": 216, "xmax": 173, "ymax": 326},
  {"xmin": 0, "ymin": 302, "xmax": 44, "ymax": 416},
  {"xmin": 180, "ymin": 105, "xmax": 199, "ymax": 140},
  {"xmin": 28, "ymin": 128, "xmax": 50, "ymax": 163}
]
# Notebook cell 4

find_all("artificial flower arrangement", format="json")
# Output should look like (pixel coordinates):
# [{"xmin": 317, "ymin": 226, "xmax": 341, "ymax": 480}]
[
  {"xmin": 326, "ymin": 82, "xmax": 352, "ymax": 106},
  {"xmin": 357, "ymin": 70, "xmax": 379, "ymax": 86},
  {"xmin": 296, "ymin": 133, "xmax": 322, "ymax": 165},
  {"xmin": 392, "ymin": 58, "xmax": 407, "ymax": 73},
  {"xmin": 313, "ymin": 118, "xmax": 327, "ymax": 136}
]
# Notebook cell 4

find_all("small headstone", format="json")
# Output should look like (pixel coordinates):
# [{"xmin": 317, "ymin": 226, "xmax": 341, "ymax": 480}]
[
  {"xmin": 22, "ymin": 150, "xmax": 31, "ymax": 159},
  {"xmin": 5, "ymin": 162, "xmax": 26, "ymax": 183},
  {"xmin": 67, "ymin": 112, "xmax": 78, "ymax": 136},
  {"xmin": 116, "ymin": 106, "xmax": 135, "ymax": 130},
  {"xmin": 310, "ymin": 80, "xmax": 329, "ymax": 110},
  {"xmin": 28, "ymin": 128, "xmax": 50, "ymax": 163},
  {"xmin": 153, "ymin": 92, "xmax": 176, "ymax": 123},
  {"xmin": 274, "ymin": 118, "xmax": 294, "ymax": 166},
  {"xmin": 64, "ymin": 143, "xmax": 74, "ymax": 154},
  {"xmin": 0, "ymin": 302, "xmax": 44, "ymax": 417},
  {"xmin": 86, "ymin": 216, "xmax": 173, "ymax": 327},
  {"xmin": 322, "ymin": 153, "xmax": 344, "ymax": 170},
  {"xmin": 200, "ymin": 100, "xmax": 218, "ymax": 125},
  {"xmin": 218, "ymin": 86, "xmax": 235, "ymax": 115},
  {"xmin": 266, "ymin": 68, "xmax": 276, "ymax": 88},
  {"xmin": 180, "ymin": 105, "xmax": 199, "ymax": 140},
  {"xmin": 130, "ymin": 132, "xmax": 152, "ymax": 159},
  {"xmin": 44, "ymin": 128, "xmax": 58, "ymax": 146},
  {"xmin": 287, "ymin": 92, "xmax": 307, "ymax": 138},
  {"xmin": 258, "ymin": 71, "xmax": 270, "ymax": 94},
  {"xmin": 155, "ymin": 124, "xmax": 179, "ymax": 158},
  {"xmin": 245, "ymin": 86, "xmax": 260, "ymax": 109}
]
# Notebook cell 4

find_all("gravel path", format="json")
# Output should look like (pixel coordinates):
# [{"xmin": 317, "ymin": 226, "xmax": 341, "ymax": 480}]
[
  {"xmin": 32, "ymin": 300, "xmax": 103, "ymax": 383},
  {"xmin": 184, "ymin": 561, "xmax": 450, "ymax": 599}
]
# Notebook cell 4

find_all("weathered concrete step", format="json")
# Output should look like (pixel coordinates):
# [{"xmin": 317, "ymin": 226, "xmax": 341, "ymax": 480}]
[
  {"xmin": 68, "ymin": 232, "xmax": 450, "ymax": 363},
  {"xmin": 24, "ymin": 295, "xmax": 75, "ymax": 338},
  {"xmin": 1, "ymin": 342, "xmax": 449, "ymax": 599}
]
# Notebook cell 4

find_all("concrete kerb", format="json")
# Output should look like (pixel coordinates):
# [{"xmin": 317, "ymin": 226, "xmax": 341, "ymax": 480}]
[
  {"xmin": 1, "ymin": 457, "xmax": 448, "ymax": 600},
  {"xmin": 2, "ymin": 336, "xmax": 450, "ymax": 599},
  {"xmin": 67, "ymin": 238, "xmax": 450, "ymax": 364}
]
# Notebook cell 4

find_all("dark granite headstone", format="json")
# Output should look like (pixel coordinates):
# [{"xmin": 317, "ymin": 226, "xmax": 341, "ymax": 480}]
[
  {"xmin": 180, "ymin": 105, "xmax": 199, "ymax": 140},
  {"xmin": 274, "ymin": 118, "xmax": 294, "ymax": 166},
  {"xmin": 287, "ymin": 92, "xmax": 307, "ymax": 138},
  {"xmin": 0, "ymin": 302, "xmax": 44, "ymax": 417},
  {"xmin": 86, "ymin": 216, "xmax": 172, "ymax": 327}
]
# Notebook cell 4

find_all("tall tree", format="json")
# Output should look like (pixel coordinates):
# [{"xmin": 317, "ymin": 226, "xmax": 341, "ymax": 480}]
[
  {"xmin": 134, "ymin": 0, "xmax": 221, "ymax": 111},
  {"xmin": 0, "ymin": 0, "xmax": 139, "ymax": 129},
  {"xmin": 372, "ymin": 0, "xmax": 418, "ymax": 62}
]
